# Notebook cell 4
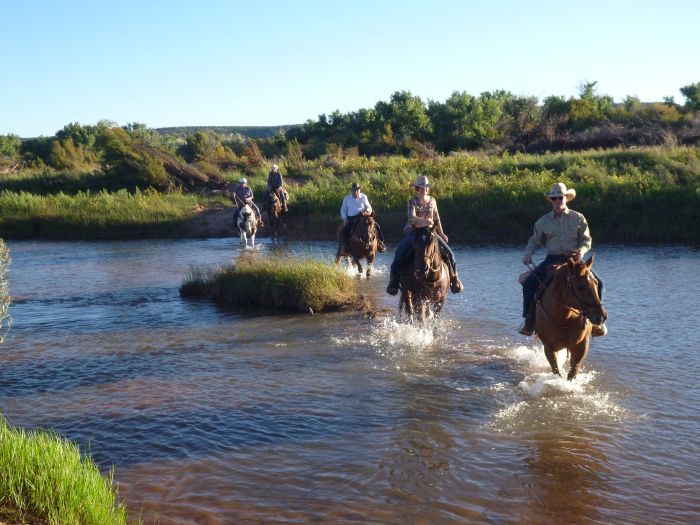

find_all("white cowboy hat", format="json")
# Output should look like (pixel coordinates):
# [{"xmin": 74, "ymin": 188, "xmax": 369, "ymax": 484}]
[
  {"xmin": 239, "ymin": 177, "xmax": 247, "ymax": 184},
  {"xmin": 546, "ymin": 182, "xmax": 576, "ymax": 202},
  {"xmin": 272, "ymin": 165, "xmax": 278, "ymax": 170},
  {"xmin": 412, "ymin": 175, "xmax": 433, "ymax": 188}
]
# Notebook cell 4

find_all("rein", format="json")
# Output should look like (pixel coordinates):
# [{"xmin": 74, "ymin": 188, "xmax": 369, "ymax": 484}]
[{"xmin": 533, "ymin": 263, "xmax": 599, "ymax": 330}]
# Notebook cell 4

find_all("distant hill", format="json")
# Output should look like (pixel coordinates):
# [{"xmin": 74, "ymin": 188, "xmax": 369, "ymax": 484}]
[{"xmin": 155, "ymin": 125, "xmax": 301, "ymax": 139}]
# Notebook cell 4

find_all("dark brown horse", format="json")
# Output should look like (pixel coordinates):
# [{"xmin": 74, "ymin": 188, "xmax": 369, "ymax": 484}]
[
  {"xmin": 335, "ymin": 214, "xmax": 378, "ymax": 277},
  {"xmin": 399, "ymin": 227, "xmax": 450, "ymax": 324},
  {"xmin": 264, "ymin": 190, "xmax": 286, "ymax": 240},
  {"xmin": 535, "ymin": 256, "xmax": 607, "ymax": 380}
]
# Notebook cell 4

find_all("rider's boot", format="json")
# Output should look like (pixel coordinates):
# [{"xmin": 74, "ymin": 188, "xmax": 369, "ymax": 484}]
[
  {"xmin": 386, "ymin": 272, "xmax": 400, "ymax": 295},
  {"xmin": 518, "ymin": 303, "xmax": 535, "ymax": 336},
  {"xmin": 448, "ymin": 265, "xmax": 463, "ymax": 294}
]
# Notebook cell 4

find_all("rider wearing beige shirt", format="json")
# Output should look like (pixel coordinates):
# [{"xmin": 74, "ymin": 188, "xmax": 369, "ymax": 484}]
[{"xmin": 519, "ymin": 182, "xmax": 604, "ymax": 336}]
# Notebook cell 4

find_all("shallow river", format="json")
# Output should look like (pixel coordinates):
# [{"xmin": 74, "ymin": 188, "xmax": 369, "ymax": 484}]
[{"xmin": 1, "ymin": 239, "xmax": 699, "ymax": 524}]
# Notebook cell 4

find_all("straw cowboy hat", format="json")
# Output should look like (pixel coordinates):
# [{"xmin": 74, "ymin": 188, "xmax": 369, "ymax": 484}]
[
  {"xmin": 412, "ymin": 175, "xmax": 433, "ymax": 188},
  {"xmin": 546, "ymin": 182, "xmax": 576, "ymax": 202}
]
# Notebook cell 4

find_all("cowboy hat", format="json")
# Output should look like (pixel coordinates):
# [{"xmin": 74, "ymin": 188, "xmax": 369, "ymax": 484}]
[
  {"xmin": 351, "ymin": 182, "xmax": 361, "ymax": 191},
  {"xmin": 272, "ymin": 165, "xmax": 278, "ymax": 170},
  {"xmin": 239, "ymin": 177, "xmax": 247, "ymax": 184},
  {"xmin": 413, "ymin": 175, "xmax": 433, "ymax": 188},
  {"xmin": 546, "ymin": 182, "xmax": 576, "ymax": 202}
]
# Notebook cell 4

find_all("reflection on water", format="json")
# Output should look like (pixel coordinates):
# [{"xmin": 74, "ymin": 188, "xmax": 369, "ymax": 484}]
[{"xmin": 1, "ymin": 239, "xmax": 699, "ymax": 524}]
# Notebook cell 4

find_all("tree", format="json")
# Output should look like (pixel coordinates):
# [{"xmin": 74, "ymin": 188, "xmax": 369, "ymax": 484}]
[{"xmin": 680, "ymin": 82, "xmax": 700, "ymax": 111}]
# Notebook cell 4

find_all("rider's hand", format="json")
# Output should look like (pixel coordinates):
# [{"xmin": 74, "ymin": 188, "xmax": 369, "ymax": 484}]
[
  {"xmin": 523, "ymin": 255, "xmax": 533, "ymax": 265},
  {"xmin": 425, "ymin": 218, "xmax": 434, "ymax": 228},
  {"xmin": 572, "ymin": 250, "xmax": 582, "ymax": 262},
  {"xmin": 440, "ymin": 233, "xmax": 449, "ymax": 243}
]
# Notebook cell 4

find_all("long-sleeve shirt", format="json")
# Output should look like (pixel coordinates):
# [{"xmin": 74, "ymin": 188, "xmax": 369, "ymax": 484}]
[
  {"xmin": 524, "ymin": 208, "xmax": 592, "ymax": 257},
  {"xmin": 340, "ymin": 192, "xmax": 372, "ymax": 220},
  {"xmin": 235, "ymin": 185, "xmax": 253, "ymax": 204},
  {"xmin": 404, "ymin": 196, "xmax": 445, "ymax": 236},
  {"xmin": 267, "ymin": 170, "xmax": 283, "ymax": 190}
]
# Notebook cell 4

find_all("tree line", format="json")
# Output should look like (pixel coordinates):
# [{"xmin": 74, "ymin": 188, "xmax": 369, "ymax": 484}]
[{"xmin": 1, "ymin": 81, "xmax": 699, "ymax": 192}]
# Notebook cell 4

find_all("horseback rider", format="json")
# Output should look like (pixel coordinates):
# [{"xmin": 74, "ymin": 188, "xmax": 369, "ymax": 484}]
[
  {"xmin": 267, "ymin": 164, "xmax": 289, "ymax": 212},
  {"xmin": 386, "ymin": 175, "xmax": 463, "ymax": 296},
  {"xmin": 519, "ymin": 182, "xmax": 605, "ymax": 336},
  {"xmin": 233, "ymin": 178, "xmax": 263, "ymax": 227},
  {"xmin": 338, "ymin": 182, "xmax": 387, "ymax": 256}
]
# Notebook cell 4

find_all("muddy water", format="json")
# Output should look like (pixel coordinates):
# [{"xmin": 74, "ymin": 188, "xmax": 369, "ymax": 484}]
[{"xmin": 1, "ymin": 240, "xmax": 699, "ymax": 524}]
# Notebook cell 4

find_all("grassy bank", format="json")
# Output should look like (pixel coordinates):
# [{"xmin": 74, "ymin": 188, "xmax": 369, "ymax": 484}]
[
  {"xmin": 1, "ymin": 145, "xmax": 699, "ymax": 242},
  {"xmin": 180, "ymin": 255, "xmax": 359, "ymax": 312},
  {"xmin": 0, "ymin": 418, "xmax": 130, "ymax": 525},
  {"xmin": 280, "ymin": 146, "xmax": 700, "ymax": 242},
  {"xmin": 0, "ymin": 189, "xmax": 221, "ymax": 239}
]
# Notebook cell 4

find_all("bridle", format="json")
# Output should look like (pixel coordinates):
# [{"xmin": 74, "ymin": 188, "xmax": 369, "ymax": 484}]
[
  {"xmin": 351, "ymin": 217, "xmax": 376, "ymax": 251},
  {"xmin": 529, "ymin": 261, "xmax": 602, "ymax": 329},
  {"xmin": 414, "ymin": 229, "xmax": 442, "ymax": 281}
]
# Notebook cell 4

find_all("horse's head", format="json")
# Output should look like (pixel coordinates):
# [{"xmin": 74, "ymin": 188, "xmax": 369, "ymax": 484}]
[
  {"xmin": 412, "ymin": 227, "xmax": 441, "ymax": 281},
  {"xmin": 353, "ymin": 216, "xmax": 376, "ymax": 251},
  {"xmin": 238, "ymin": 204, "xmax": 253, "ymax": 226},
  {"xmin": 565, "ymin": 255, "xmax": 608, "ymax": 326}
]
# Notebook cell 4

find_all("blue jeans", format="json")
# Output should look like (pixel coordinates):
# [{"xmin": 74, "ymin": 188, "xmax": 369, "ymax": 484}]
[
  {"xmin": 521, "ymin": 254, "xmax": 605, "ymax": 317},
  {"xmin": 390, "ymin": 231, "xmax": 457, "ymax": 275}
]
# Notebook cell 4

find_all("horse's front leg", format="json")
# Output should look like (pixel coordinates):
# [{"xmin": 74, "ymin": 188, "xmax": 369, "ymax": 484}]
[
  {"xmin": 365, "ymin": 262, "xmax": 372, "ymax": 278},
  {"xmin": 251, "ymin": 232, "xmax": 256, "ymax": 247},
  {"xmin": 354, "ymin": 258, "xmax": 363, "ymax": 277},
  {"xmin": 543, "ymin": 343, "xmax": 561, "ymax": 377},
  {"xmin": 567, "ymin": 337, "xmax": 591, "ymax": 381}
]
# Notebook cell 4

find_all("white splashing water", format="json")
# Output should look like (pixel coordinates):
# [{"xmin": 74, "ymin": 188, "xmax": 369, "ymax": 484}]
[
  {"xmin": 487, "ymin": 340, "xmax": 632, "ymax": 431},
  {"xmin": 339, "ymin": 261, "xmax": 388, "ymax": 280}
]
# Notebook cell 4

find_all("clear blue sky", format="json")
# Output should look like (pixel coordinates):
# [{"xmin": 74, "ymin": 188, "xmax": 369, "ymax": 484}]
[{"xmin": 2, "ymin": 0, "xmax": 698, "ymax": 137}]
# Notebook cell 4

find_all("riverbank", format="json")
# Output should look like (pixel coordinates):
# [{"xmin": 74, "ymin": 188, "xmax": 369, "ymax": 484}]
[{"xmin": 1, "ymin": 146, "xmax": 698, "ymax": 242}]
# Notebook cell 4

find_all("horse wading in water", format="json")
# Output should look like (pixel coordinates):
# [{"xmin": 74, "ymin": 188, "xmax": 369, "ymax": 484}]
[
  {"xmin": 335, "ymin": 214, "xmax": 378, "ymax": 277},
  {"xmin": 533, "ymin": 255, "xmax": 607, "ymax": 380},
  {"xmin": 237, "ymin": 203, "xmax": 257, "ymax": 248},
  {"xmin": 399, "ymin": 226, "xmax": 450, "ymax": 324},
  {"xmin": 264, "ymin": 190, "xmax": 286, "ymax": 240}
]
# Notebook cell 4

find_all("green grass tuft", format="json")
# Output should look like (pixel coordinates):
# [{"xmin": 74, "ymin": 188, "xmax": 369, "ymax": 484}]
[
  {"xmin": 181, "ymin": 255, "xmax": 359, "ymax": 312},
  {"xmin": 0, "ymin": 418, "xmax": 131, "ymax": 525}
]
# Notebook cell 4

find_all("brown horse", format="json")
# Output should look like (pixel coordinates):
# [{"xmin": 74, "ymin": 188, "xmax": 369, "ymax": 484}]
[
  {"xmin": 264, "ymin": 190, "xmax": 286, "ymax": 240},
  {"xmin": 335, "ymin": 214, "xmax": 378, "ymax": 277},
  {"xmin": 399, "ymin": 227, "xmax": 450, "ymax": 324},
  {"xmin": 535, "ymin": 256, "xmax": 608, "ymax": 381}
]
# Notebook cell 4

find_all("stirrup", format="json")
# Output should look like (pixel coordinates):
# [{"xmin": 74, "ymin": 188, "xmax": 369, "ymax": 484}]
[{"xmin": 518, "ymin": 320, "xmax": 534, "ymax": 336}]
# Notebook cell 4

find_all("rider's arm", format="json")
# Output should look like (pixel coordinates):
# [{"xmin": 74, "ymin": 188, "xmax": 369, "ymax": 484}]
[
  {"xmin": 577, "ymin": 214, "xmax": 592, "ymax": 258},
  {"xmin": 524, "ymin": 217, "xmax": 545, "ymax": 258},
  {"xmin": 432, "ymin": 199, "xmax": 445, "ymax": 235},
  {"xmin": 340, "ymin": 196, "xmax": 348, "ymax": 221},
  {"xmin": 362, "ymin": 195, "xmax": 372, "ymax": 215}
]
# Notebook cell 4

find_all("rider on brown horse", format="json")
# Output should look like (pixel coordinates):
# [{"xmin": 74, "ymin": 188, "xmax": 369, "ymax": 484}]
[
  {"xmin": 519, "ymin": 182, "xmax": 605, "ymax": 336},
  {"xmin": 337, "ymin": 182, "xmax": 387, "ymax": 256},
  {"xmin": 386, "ymin": 175, "xmax": 463, "ymax": 296},
  {"xmin": 267, "ymin": 165, "xmax": 289, "ymax": 213}
]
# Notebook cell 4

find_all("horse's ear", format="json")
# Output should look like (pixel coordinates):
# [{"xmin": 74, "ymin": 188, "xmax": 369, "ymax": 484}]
[
  {"xmin": 585, "ymin": 254, "xmax": 595, "ymax": 268},
  {"xmin": 567, "ymin": 258, "xmax": 576, "ymax": 272}
]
